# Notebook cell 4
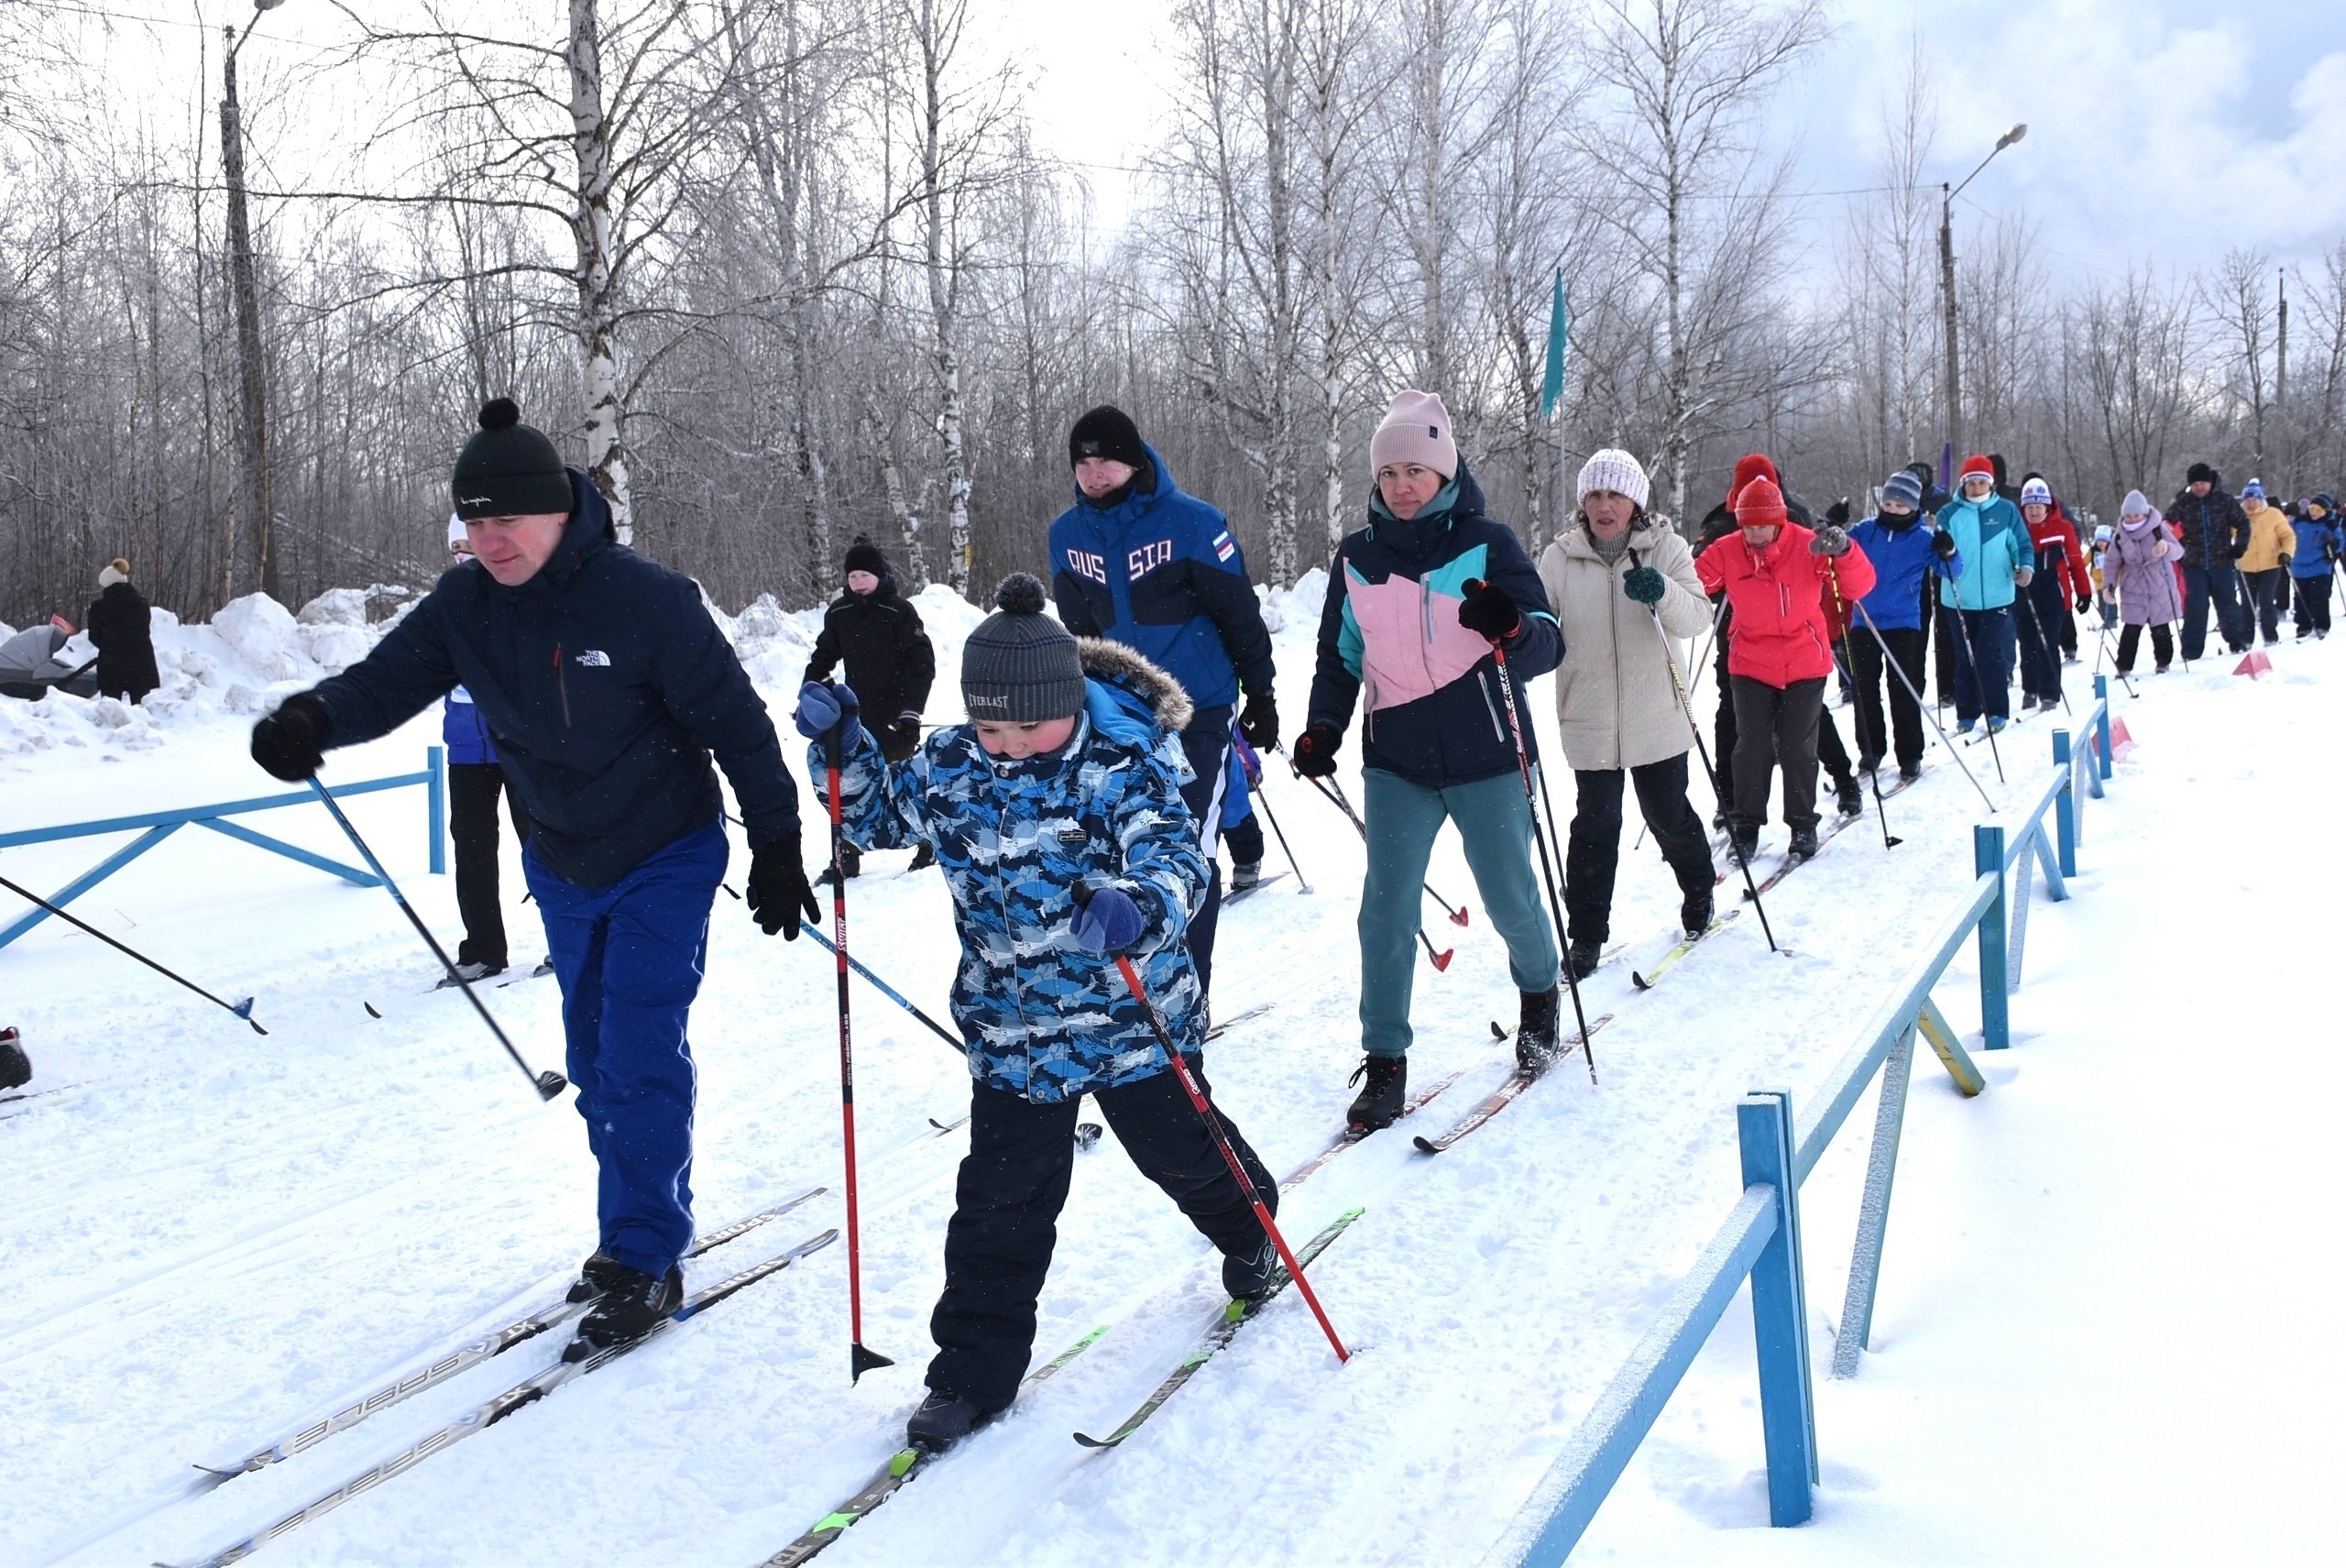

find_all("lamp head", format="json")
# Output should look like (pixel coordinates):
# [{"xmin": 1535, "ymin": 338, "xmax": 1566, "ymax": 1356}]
[
  {"xmin": 1999, "ymin": 124, "xmax": 2027, "ymax": 148},
  {"xmin": 255, "ymin": 0, "xmax": 287, "ymax": 10}
]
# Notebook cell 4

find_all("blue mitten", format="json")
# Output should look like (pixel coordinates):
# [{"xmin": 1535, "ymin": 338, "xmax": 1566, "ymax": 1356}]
[
  {"xmin": 793, "ymin": 681, "xmax": 863, "ymax": 750},
  {"xmin": 1071, "ymin": 885, "xmax": 1146, "ymax": 954}
]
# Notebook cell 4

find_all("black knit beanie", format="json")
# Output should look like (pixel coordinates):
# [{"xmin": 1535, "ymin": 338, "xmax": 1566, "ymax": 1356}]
[
  {"xmin": 452, "ymin": 399, "xmax": 572, "ymax": 521},
  {"xmin": 843, "ymin": 537, "xmax": 890, "ymax": 581},
  {"xmin": 960, "ymin": 574, "xmax": 1084, "ymax": 723},
  {"xmin": 2187, "ymin": 462, "xmax": 2217, "ymax": 486},
  {"xmin": 1068, "ymin": 405, "xmax": 1147, "ymax": 471}
]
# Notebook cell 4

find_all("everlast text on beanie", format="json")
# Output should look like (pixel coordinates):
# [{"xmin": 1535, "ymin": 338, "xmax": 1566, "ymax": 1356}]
[
  {"xmin": 1068, "ymin": 405, "xmax": 1147, "ymax": 471},
  {"xmin": 960, "ymin": 573, "xmax": 1085, "ymax": 723},
  {"xmin": 1368, "ymin": 389, "xmax": 1457, "ymax": 480},
  {"xmin": 452, "ymin": 399, "xmax": 572, "ymax": 521}
]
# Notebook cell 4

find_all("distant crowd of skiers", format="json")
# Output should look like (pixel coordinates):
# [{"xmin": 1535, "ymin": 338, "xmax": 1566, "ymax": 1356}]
[{"xmin": 200, "ymin": 388, "xmax": 2342, "ymax": 1457}]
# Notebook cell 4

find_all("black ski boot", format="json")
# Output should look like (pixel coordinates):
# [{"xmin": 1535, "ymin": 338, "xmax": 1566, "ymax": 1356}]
[
  {"xmin": 566, "ymin": 1261, "xmax": 683, "ymax": 1357},
  {"xmin": 1788, "ymin": 823, "xmax": 1820, "ymax": 860},
  {"xmin": 908, "ymin": 842, "xmax": 937, "ymax": 872},
  {"xmin": 1898, "ymin": 761, "xmax": 1922, "ymax": 784},
  {"xmin": 1566, "ymin": 939, "xmax": 1603, "ymax": 980},
  {"xmin": 565, "ymin": 1251, "xmax": 627, "ymax": 1304},
  {"xmin": 1222, "ymin": 1238, "xmax": 1278, "ymax": 1302},
  {"xmin": 1514, "ymin": 986, "xmax": 1562, "ymax": 1070},
  {"xmin": 1345, "ymin": 1054, "xmax": 1409, "ymax": 1132},
  {"xmin": 1229, "ymin": 860, "xmax": 1263, "ymax": 893},
  {"xmin": 906, "ymin": 1387, "xmax": 1001, "ymax": 1453},
  {"xmin": 0, "ymin": 1025, "xmax": 29, "ymax": 1091},
  {"xmin": 1680, "ymin": 890, "xmax": 1714, "ymax": 941},
  {"xmin": 1834, "ymin": 776, "xmax": 1863, "ymax": 817},
  {"xmin": 1727, "ymin": 825, "xmax": 1760, "ymax": 865}
]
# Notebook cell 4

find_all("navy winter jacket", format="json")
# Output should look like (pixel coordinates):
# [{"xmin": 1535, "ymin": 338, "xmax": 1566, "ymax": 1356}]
[
  {"xmin": 1048, "ymin": 445, "xmax": 1275, "ymax": 711},
  {"xmin": 1848, "ymin": 513, "xmax": 1960, "ymax": 632},
  {"xmin": 2289, "ymin": 515, "xmax": 2341, "ymax": 577},
  {"xmin": 307, "ymin": 471, "xmax": 799, "ymax": 889},
  {"xmin": 1307, "ymin": 463, "xmax": 1561, "ymax": 788}
]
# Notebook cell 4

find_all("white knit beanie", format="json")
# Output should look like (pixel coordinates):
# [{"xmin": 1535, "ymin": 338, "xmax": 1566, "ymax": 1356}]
[
  {"xmin": 1368, "ymin": 390, "xmax": 1458, "ymax": 479},
  {"xmin": 447, "ymin": 512, "xmax": 468, "ymax": 548},
  {"xmin": 1576, "ymin": 448, "xmax": 1650, "ymax": 510},
  {"xmin": 98, "ymin": 558, "xmax": 129, "ymax": 588}
]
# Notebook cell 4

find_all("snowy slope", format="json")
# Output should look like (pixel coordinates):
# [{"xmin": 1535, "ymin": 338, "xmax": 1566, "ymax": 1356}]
[{"xmin": 1, "ymin": 582, "xmax": 2335, "ymax": 1567}]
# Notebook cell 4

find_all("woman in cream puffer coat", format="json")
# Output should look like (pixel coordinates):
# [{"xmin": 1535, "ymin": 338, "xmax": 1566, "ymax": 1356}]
[{"xmin": 1536, "ymin": 449, "xmax": 1717, "ymax": 973}]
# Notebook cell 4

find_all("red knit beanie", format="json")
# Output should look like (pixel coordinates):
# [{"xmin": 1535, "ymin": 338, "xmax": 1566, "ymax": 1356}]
[
  {"xmin": 1727, "ymin": 454, "xmax": 1781, "ymax": 510},
  {"xmin": 1735, "ymin": 477, "xmax": 1789, "ymax": 532},
  {"xmin": 1959, "ymin": 453, "xmax": 1996, "ymax": 487}
]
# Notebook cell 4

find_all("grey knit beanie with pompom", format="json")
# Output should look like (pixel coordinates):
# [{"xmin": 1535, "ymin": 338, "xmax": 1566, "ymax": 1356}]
[{"xmin": 959, "ymin": 573, "xmax": 1085, "ymax": 722}]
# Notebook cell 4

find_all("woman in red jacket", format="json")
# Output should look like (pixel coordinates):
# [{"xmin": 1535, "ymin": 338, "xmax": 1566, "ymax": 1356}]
[{"xmin": 1694, "ymin": 475, "xmax": 1875, "ymax": 866}]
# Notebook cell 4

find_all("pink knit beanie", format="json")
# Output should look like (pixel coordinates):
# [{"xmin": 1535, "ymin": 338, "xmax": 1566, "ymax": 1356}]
[{"xmin": 1368, "ymin": 390, "xmax": 1457, "ymax": 479}]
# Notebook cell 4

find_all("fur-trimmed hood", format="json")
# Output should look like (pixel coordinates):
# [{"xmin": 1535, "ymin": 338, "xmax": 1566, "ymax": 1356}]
[{"xmin": 1077, "ymin": 637, "xmax": 1195, "ymax": 734}]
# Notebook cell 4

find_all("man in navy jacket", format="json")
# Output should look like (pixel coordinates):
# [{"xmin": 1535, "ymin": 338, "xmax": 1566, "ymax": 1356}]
[
  {"xmin": 250, "ymin": 400, "xmax": 821, "ymax": 1355},
  {"xmin": 1047, "ymin": 405, "xmax": 1276, "ymax": 994}
]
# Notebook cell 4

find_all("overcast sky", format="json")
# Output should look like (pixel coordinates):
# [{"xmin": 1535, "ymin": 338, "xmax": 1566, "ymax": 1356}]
[{"xmin": 98, "ymin": 0, "xmax": 2346, "ymax": 285}]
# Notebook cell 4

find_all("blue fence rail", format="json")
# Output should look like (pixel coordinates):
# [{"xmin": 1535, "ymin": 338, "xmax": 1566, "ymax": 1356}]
[
  {"xmin": 1489, "ymin": 677, "xmax": 2119, "ymax": 1567},
  {"xmin": 0, "ymin": 749, "xmax": 446, "ymax": 951}
]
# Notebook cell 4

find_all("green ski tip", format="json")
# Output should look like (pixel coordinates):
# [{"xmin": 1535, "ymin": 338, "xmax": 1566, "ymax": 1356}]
[{"xmin": 887, "ymin": 1448, "xmax": 921, "ymax": 1478}]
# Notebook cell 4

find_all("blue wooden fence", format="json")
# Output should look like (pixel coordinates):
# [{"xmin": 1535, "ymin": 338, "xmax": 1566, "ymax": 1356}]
[
  {"xmin": 0, "ymin": 749, "xmax": 446, "ymax": 951},
  {"xmin": 1488, "ymin": 676, "xmax": 2119, "ymax": 1566}
]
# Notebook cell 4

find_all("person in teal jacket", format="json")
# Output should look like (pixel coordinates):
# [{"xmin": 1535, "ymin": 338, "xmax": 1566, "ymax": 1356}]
[{"xmin": 1935, "ymin": 453, "xmax": 2034, "ymax": 731}]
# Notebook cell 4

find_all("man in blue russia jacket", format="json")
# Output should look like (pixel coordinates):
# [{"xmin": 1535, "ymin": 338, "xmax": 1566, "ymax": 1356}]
[
  {"xmin": 440, "ymin": 514, "xmax": 534, "ymax": 979},
  {"xmin": 1047, "ymin": 404, "xmax": 1276, "ymax": 995},
  {"xmin": 1847, "ymin": 466, "xmax": 1962, "ymax": 780},
  {"xmin": 249, "ymin": 400, "xmax": 823, "ymax": 1357}
]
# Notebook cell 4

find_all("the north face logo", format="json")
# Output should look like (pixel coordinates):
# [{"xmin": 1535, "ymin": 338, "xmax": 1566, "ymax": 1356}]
[
  {"xmin": 574, "ymin": 649, "xmax": 611, "ymax": 667},
  {"xmin": 1428, "ymin": 424, "xmax": 1441, "ymax": 437}
]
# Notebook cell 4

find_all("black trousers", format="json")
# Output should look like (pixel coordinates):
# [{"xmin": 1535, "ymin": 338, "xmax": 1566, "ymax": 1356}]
[
  {"xmin": 2115, "ymin": 622, "xmax": 2174, "ymax": 672},
  {"xmin": 2297, "ymin": 575, "xmax": 2334, "ymax": 636},
  {"xmin": 1222, "ymin": 810, "xmax": 1265, "ymax": 867},
  {"xmin": 1563, "ymin": 754, "xmax": 1715, "ymax": 945},
  {"xmin": 1176, "ymin": 705, "xmax": 1234, "ymax": 994},
  {"xmin": 1847, "ymin": 626, "xmax": 1928, "ymax": 770},
  {"xmin": 2242, "ymin": 568, "xmax": 2286, "ymax": 643},
  {"xmin": 928, "ymin": 1065, "xmax": 1275, "ymax": 1410},
  {"xmin": 1817, "ymin": 705, "xmax": 1852, "ymax": 784},
  {"xmin": 1729, "ymin": 675, "xmax": 1825, "ymax": 832},
  {"xmin": 1710, "ymin": 632, "xmax": 1737, "ymax": 810},
  {"xmin": 448, "ymin": 762, "xmax": 531, "ymax": 969}
]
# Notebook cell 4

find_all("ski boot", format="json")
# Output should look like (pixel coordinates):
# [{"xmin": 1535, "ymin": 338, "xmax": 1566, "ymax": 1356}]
[
  {"xmin": 907, "ymin": 1387, "xmax": 1001, "ymax": 1453},
  {"xmin": 908, "ymin": 842, "xmax": 937, "ymax": 872},
  {"xmin": 1788, "ymin": 824, "xmax": 1820, "ymax": 861},
  {"xmin": 1987, "ymin": 716, "xmax": 2008, "ymax": 736},
  {"xmin": 1222, "ymin": 1239, "xmax": 1279, "ymax": 1303},
  {"xmin": 1565, "ymin": 939, "xmax": 1603, "ymax": 980},
  {"xmin": 1898, "ymin": 761, "xmax": 1923, "ymax": 784},
  {"xmin": 566, "ymin": 1251, "xmax": 628, "ymax": 1304},
  {"xmin": 1834, "ymin": 776, "xmax": 1863, "ymax": 817},
  {"xmin": 567, "ymin": 1261, "xmax": 683, "ymax": 1357},
  {"xmin": 1680, "ymin": 890, "xmax": 1714, "ymax": 942},
  {"xmin": 1514, "ymin": 986, "xmax": 1562, "ymax": 1070},
  {"xmin": 1727, "ymin": 825, "xmax": 1760, "ymax": 866},
  {"xmin": 1229, "ymin": 860, "xmax": 1263, "ymax": 893},
  {"xmin": 1956, "ymin": 717, "xmax": 1976, "ymax": 735},
  {"xmin": 0, "ymin": 1025, "xmax": 28, "ymax": 1091},
  {"xmin": 1345, "ymin": 1054, "xmax": 1409, "ymax": 1132}
]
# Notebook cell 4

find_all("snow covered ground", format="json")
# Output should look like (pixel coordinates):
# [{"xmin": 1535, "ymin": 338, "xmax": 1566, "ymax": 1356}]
[{"xmin": 2, "ymin": 582, "xmax": 2338, "ymax": 1568}]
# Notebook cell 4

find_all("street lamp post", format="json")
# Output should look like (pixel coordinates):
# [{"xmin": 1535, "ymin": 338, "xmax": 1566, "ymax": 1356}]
[
  {"xmin": 1939, "ymin": 124, "xmax": 2026, "ymax": 468},
  {"xmin": 221, "ymin": 0, "xmax": 286, "ymax": 604}
]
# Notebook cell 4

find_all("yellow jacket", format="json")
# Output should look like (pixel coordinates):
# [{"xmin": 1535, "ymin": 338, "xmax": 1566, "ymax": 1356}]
[{"xmin": 2237, "ymin": 501, "xmax": 2296, "ymax": 572}]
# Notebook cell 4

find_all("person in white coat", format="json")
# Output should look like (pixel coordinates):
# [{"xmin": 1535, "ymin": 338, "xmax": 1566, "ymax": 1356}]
[{"xmin": 1536, "ymin": 449, "xmax": 1716, "ymax": 976}]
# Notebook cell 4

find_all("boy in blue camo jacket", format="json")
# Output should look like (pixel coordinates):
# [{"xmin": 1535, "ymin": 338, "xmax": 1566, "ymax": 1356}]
[{"xmin": 794, "ymin": 573, "xmax": 1279, "ymax": 1453}]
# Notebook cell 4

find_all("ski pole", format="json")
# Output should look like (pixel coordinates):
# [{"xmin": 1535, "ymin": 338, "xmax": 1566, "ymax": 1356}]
[
  {"xmin": 304, "ymin": 777, "xmax": 564, "ymax": 1100},
  {"xmin": 1313, "ymin": 773, "xmax": 1467, "ymax": 927},
  {"xmin": 0, "ymin": 873, "xmax": 267, "ymax": 1034},
  {"xmin": 1645, "ymin": 608, "xmax": 1780, "ymax": 954},
  {"xmin": 1093, "ymin": 935, "xmax": 1349, "ymax": 1364},
  {"xmin": 2095, "ymin": 624, "xmax": 2137, "ymax": 697},
  {"xmin": 798, "ymin": 924, "xmax": 961, "ymax": 1053},
  {"xmin": 1248, "ymin": 746, "xmax": 1313, "ymax": 894},
  {"xmin": 1472, "ymin": 603, "xmax": 1595, "ymax": 1081},
  {"xmin": 1854, "ymin": 602, "xmax": 1997, "ymax": 809},
  {"xmin": 824, "ymin": 723, "xmax": 893, "ymax": 1384},
  {"xmin": 1296, "ymin": 770, "xmax": 1460, "ymax": 967},
  {"xmin": 1820, "ymin": 566, "xmax": 1902, "ymax": 850}
]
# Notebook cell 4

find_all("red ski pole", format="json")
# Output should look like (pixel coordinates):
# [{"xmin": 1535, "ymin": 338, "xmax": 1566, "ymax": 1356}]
[
  {"xmin": 827, "ymin": 725, "xmax": 893, "ymax": 1384},
  {"xmin": 1104, "ymin": 947, "xmax": 1350, "ymax": 1363}
]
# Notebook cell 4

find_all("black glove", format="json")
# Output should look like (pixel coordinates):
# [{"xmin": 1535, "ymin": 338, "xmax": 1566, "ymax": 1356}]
[
  {"xmin": 746, "ymin": 837, "xmax": 823, "ymax": 939},
  {"xmin": 2229, "ymin": 540, "xmax": 2248, "ymax": 559},
  {"xmin": 1810, "ymin": 525, "xmax": 1852, "ymax": 557},
  {"xmin": 1238, "ymin": 688, "xmax": 1278, "ymax": 751},
  {"xmin": 1292, "ymin": 721, "xmax": 1342, "ymax": 779},
  {"xmin": 1622, "ymin": 565, "xmax": 1667, "ymax": 606},
  {"xmin": 250, "ymin": 693, "xmax": 331, "ymax": 782},
  {"xmin": 2076, "ymin": 592, "xmax": 2093, "ymax": 614},
  {"xmin": 1825, "ymin": 498, "xmax": 1851, "ymax": 527},
  {"xmin": 888, "ymin": 715, "xmax": 924, "ymax": 754},
  {"xmin": 1456, "ymin": 577, "xmax": 1520, "ymax": 641},
  {"xmin": 1932, "ymin": 530, "xmax": 1958, "ymax": 560}
]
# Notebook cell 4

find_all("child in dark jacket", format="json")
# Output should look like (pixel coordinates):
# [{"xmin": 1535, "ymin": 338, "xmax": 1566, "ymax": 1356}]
[
  {"xmin": 797, "ymin": 574, "xmax": 1279, "ymax": 1453},
  {"xmin": 804, "ymin": 536, "xmax": 937, "ymax": 875}
]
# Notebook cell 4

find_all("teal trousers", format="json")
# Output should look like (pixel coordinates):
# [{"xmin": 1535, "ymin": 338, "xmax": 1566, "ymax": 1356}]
[{"xmin": 1358, "ymin": 767, "xmax": 1560, "ymax": 1057}]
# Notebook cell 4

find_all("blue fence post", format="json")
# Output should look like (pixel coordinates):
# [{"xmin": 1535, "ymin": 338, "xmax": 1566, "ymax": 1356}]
[
  {"xmin": 427, "ymin": 745, "xmax": 447, "ymax": 875},
  {"xmin": 1975, "ymin": 825, "xmax": 2008, "ymax": 1049},
  {"xmin": 2052, "ymin": 730, "xmax": 2077, "ymax": 878},
  {"xmin": 2093, "ymin": 675, "xmax": 2113, "ymax": 780},
  {"xmin": 1737, "ymin": 1091, "xmax": 1816, "ymax": 1523}
]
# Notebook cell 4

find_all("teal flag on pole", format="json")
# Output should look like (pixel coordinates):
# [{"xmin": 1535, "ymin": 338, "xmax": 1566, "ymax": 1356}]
[{"xmin": 1540, "ymin": 271, "xmax": 1569, "ymax": 418}]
